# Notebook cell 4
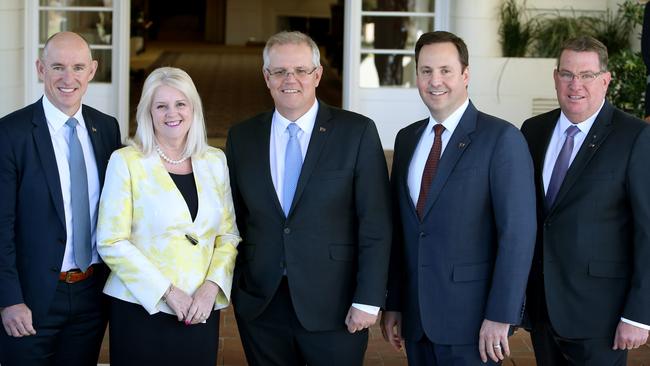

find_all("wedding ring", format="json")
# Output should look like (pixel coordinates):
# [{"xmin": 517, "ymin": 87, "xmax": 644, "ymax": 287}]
[{"xmin": 493, "ymin": 344, "xmax": 501, "ymax": 349}]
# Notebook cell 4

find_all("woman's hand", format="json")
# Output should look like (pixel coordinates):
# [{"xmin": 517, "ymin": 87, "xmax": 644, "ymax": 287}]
[
  {"xmin": 164, "ymin": 285, "xmax": 193, "ymax": 322},
  {"xmin": 186, "ymin": 280, "xmax": 220, "ymax": 325}
]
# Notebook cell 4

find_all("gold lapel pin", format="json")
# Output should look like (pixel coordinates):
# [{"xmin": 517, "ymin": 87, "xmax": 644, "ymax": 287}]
[{"xmin": 319, "ymin": 127, "xmax": 326, "ymax": 132}]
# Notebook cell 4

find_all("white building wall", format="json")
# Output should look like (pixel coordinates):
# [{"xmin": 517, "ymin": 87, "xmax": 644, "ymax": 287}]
[{"xmin": 0, "ymin": 0, "xmax": 24, "ymax": 118}]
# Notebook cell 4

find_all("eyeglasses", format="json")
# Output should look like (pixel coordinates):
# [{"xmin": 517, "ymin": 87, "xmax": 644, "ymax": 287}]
[
  {"xmin": 266, "ymin": 67, "xmax": 318, "ymax": 79},
  {"xmin": 557, "ymin": 70, "xmax": 604, "ymax": 83}
]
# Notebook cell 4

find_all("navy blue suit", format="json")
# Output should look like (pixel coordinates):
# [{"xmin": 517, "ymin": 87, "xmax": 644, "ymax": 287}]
[
  {"xmin": 0, "ymin": 99, "xmax": 121, "ymax": 365},
  {"xmin": 386, "ymin": 102, "xmax": 536, "ymax": 358}
]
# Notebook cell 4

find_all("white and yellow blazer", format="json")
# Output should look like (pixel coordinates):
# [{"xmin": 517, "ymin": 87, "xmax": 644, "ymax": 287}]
[{"xmin": 97, "ymin": 145, "xmax": 240, "ymax": 315}]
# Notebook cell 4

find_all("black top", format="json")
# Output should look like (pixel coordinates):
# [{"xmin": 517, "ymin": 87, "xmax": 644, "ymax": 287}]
[{"xmin": 169, "ymin": 172, "xmax": 198, "ymax": 221}]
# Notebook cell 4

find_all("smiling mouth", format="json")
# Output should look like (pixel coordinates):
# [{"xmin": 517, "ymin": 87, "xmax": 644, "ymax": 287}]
[
  {"xmin": 568, "ymin": 95, "xmax": 585, "ymax": 100},
  {"xmin": 282, "ymin": 89, "xmax": 300, "ymax": 94},
  {"xmin": 58, "ymin": 87, "xmax": 77, "ymax": 94},
  {"xmin": 429, "ymin": 90, "xmax": 448, "ymax": 96},
  {"xmin": 165, "ymin": 120, "xmax": 182, "ymax": 127}
]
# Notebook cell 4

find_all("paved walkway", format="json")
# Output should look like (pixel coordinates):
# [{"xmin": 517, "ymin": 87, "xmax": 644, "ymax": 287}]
[{"xmin": 215, "ymin": 307, "xmax": 650, "ymax": 366}]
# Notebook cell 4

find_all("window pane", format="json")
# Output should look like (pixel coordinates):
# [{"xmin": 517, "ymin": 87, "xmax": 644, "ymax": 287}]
[
  {"xmin": 362, "ymin": 0, "xmax": 435, "ymax": 12},
  {"xmin": 360, "ymin": 53, "xmax": 416, "ymax": 87},
  {"xmin": 40, "ymin": 0, "xmax": 110, "ymax": 6},
  {"xmin": 38, "ymin": 47, "xmax": 112, "ymax": 83},
  {"xmin": 39, "ymin": 10, "xmax": 113, "ymax": 45},
  {"xmin": 361, "ymin": 16, "xmax": 432, "ymax": 51}
]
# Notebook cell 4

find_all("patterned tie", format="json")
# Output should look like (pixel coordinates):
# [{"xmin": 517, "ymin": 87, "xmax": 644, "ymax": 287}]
[
  {"xmin": 66, "ymin": 118, "xmax": 92, "ymax": 272},
  {"xmin": 416, "ymin": 123, "xmax": 445, "ymax": 220},
  {"xmin": 282, "ymin": 123, "xmax": 303, "ymax": 216},
  {"xmin": 545, "ymin": 125, "xmax": 580, "ymax": 209}
]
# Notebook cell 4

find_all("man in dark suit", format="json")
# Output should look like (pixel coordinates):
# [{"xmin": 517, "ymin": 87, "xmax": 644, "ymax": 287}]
[
  {"xmin": 226, "ymin": 31, "xmax": 391, "ymax": 365},
  {"xmin": 381, "ymin": 31, "xmax": 537, "ymax": 365},
  {"xmin": 0, "ymin": 32, "xmax": 121, "ymax": 365},
  {"xmin": 522, "ymin": 36, "xmax": 650, "ymax": 365}
]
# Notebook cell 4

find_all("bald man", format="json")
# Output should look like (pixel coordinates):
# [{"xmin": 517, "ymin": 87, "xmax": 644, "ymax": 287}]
[{"xmin": 0, "ymin": 32, "xmax": 121, "ymax": 365}]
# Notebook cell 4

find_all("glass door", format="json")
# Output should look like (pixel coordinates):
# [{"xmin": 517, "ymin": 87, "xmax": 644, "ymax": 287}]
[
  {"xmin": 343, "ymin": 0, "xmax": 448, "ymax": 148},
  {"xmin": 25, "ymin": 0, "xmax": 129, "ymax": 139}
]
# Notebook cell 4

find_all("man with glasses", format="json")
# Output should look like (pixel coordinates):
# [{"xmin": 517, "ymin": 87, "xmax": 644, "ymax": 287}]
[
  {"xmin": 226, "ymin": 31, "xmax": 391, "ymax": 365},
  {"xmin": 521, "ymin": 36, "xmax": 650, "ymax": 365}
]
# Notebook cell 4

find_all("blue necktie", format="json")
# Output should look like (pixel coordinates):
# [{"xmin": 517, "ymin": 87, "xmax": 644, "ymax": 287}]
[
  {"xmin": 282, "ymin": 123, "xmax": 303, "ymax": 216},
  {"xmin": 545, "ymin": 125, "xmax": 580, "ymax": 209},
  {"xmin": 66, "ymin": 118, "xmax": 92, "ymax": 272}
]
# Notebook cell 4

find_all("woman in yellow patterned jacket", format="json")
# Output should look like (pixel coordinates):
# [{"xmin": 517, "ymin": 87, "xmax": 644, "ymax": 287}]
[{"xmin": 97, "ymin": 67, "xmax": 240, "ymax": 366}]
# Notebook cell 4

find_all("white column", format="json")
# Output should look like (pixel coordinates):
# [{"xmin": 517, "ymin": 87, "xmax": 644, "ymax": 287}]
[
  {"xmin": 450, "ymin": 0, "xmax": 501, "ymax": 57},
  {"xmin": 0, "ymin": 0, "xmax": 24, "ymax": 117}
]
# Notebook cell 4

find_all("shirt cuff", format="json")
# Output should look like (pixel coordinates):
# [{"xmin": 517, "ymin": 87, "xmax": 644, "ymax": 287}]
[
  {"xmin": 351, "ymin": 303, "xmax": 380, "ymax": 316},
  {"xmin": 621, "ymin": 317, "xmax": 650, "ymax": 330}
]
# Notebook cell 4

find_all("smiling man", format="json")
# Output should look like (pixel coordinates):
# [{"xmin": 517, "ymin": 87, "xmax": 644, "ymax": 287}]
[
  {"xmin": 225, "ymin": 31, "xmax": 391, "ymax": 365},
  {"xmin": 0, "ymin": 32, "xmax": 121, "ymax": 365},
  {"xmin": 381, "ymin": 31, "xmax": 537, "ymax": 365},
  {"xmin": 521, "ymin": 36, "xmax": 650, "ymax": 365}
]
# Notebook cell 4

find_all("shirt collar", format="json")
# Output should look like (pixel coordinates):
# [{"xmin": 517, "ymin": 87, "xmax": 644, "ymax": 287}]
[
  {"xmin": 42, "ymin": 94, "xmax": 85, "ymax": 133},
  {"xmin": 557, "ymin": 99, "xmax": 605, "ymax": 135},
  {"xmin": 273, "ymin": 99, "xmax": 319, "ymax": 136},
  {"xmin": 425, "ymin": 98, "xmax": 469, "ymax": 136}
]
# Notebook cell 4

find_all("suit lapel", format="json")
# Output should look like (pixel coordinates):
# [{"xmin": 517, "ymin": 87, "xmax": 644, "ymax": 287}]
[
  {"xmin": 419, "ymin": 102, "xmax": 476, "ymax": 220},
  {"xmin": 252, "ymin": 111, "xmax": 285, "ymax": 217},
  {"xmin": 288, "ymin": 102, "xmax": 333, "ymax": 216},
  {"xmin": 531, "ymin": 110, "xmax": 560, "ymax": 209},
  {"xmin": 400, "ymin": 119, "xmax": 427, "ymax": 221},
  {"xmin": 31, "ymin": 99, "xmax": 66, "ymax": 228},
  {"xmin": 548, "ymin": 102, "xmax": 614, "ymax": 214},
  {"xmin": 82, "ymin": 107, "xmax": 106, "ymax": 187}
]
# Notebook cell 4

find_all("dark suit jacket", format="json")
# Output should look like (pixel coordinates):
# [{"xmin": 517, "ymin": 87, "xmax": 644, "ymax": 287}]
[
  {"xmin": 521, "ymin": 101, "xmax": 650, "ymax": 339},
  {"xmin": 0, "ymin": 98, "xmax": 121, "ymax": 324},
  {"xmin": 225, "ymin": 102, "xmax": 392, "ymax": 331},
  {"xmin": 386, "ymin": 101, "xmax": 537, "ymax": 345}
]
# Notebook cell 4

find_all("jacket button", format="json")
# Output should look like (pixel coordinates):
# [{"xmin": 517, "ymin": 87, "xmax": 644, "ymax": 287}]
[
  {"xmin": 284, "ymin": 228, "xmax": 291, "ymax": 234},
  {"xmin": 419, "ymin": 232, "xmax": 426, "ymax": 238}
]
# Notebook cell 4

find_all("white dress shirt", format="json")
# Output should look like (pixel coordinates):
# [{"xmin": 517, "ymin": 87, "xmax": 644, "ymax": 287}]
[
  {"xmin": 268, "ymin": 100, "xmax": 379, "ymax": 316},
  {"xmin": 43, "ymin": 95, "xmax": 101, "ymax": 271},
  {"xmin": 408, "ymin": 99, "xmax": 469, "ymax": 205},
  {"xmin": 542, "ymin": 99, "xmax": 649, "ymax": 330}
]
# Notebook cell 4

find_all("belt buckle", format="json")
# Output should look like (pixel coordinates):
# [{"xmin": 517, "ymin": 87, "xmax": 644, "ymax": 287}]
[{"xmin": 64, "ymin": 271, "xmax": 77, "ymax": 283}]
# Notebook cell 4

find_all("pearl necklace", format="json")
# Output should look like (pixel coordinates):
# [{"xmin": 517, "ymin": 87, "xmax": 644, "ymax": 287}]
[{"xmin": 155, "ymin": 145, "xmax": 189, "ymax": 165}]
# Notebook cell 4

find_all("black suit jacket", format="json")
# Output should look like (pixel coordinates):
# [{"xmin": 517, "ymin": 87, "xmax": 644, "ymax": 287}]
[
  {"xmin": 386, "ymin": 102, "xmax": 537, "ymax": 344},
  {"xmin": 226, "ymin": 102, "xmax": 392, "ymax": 331},
  {"xmin": 0, "ymin": 98, "xmax": 121, "ymax": 324},
  {"xmin": 521, "ymin": 101, "xmax": 650, "ymax": 338}
]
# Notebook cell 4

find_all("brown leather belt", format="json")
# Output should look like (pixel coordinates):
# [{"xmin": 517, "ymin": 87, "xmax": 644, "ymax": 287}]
[{"xmin": 59, "ymin": 265, "xmax": 95, "ymax": 283}]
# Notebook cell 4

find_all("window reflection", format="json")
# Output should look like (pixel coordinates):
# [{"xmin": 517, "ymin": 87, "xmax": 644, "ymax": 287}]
[
  {"xmin": 39, "ymin": 10, "xmax": 113, "ymax": 45},
  {"xmin": 40, "ymin": 0, "xmax": 111, "ymax": 6},
  {"xmin": 360, "ymin": 54, "xmax": 416, "ymax": 88},
  {"xmin": 362, "ymin": 0, "xmax": 434, "ymax": 12}
]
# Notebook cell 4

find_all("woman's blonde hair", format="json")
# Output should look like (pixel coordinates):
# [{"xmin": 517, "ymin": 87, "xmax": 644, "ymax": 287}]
[{"xmin": 132, "ymin": 67, "xmax": 208, "ymax": 158}]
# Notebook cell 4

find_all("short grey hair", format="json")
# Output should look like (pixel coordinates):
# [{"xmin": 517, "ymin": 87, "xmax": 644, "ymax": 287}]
[
  {"xmin": 262, "ymin": 31, "xmax": 321, "ymax": 69},
  {"xmin": 132, "ymin": 67, "xmax": 208, "ymax": 158}
]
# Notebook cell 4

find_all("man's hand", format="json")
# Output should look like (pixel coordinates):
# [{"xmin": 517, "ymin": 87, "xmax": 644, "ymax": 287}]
[
  {"xmin": 380, "ymin": 311, "xmax": 403, "ymax": 351},
  {"xmin": 478, "ymin": 319, "xmax": 511, "ymax": 363},
  {"xmin": 1, "ymin": 303, "xmax": 36, "ymax": 337},
  {"xmin": 613, "ymin": 321, "xmax": 649, "ymax": 350},
  {"xmin": 345, "ymin": 306, "xmax": 377, "ymax": 333},
  {"xmin": 164, "ymin": 285, "xmax": 193, "ymax": 322},
  {"xmin": 186, "ymin": 281, "xmax": 219, "ymax": 325}
]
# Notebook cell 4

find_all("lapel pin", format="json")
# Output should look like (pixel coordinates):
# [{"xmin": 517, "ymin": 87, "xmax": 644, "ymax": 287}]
[
  {"xmin": 458, "ymin": 142, "xmax": 466, "ymax": 148},
  {"xmin": 319, "ymin": 127, "xmax": 326, "ymax": 132},
  {"xmin": 91, "ymin": 127, "xmax": 97, "ymax": 133},
  {"xmin": 588, "ymin": 143, "xmax": 596, "ymax": 148}
]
